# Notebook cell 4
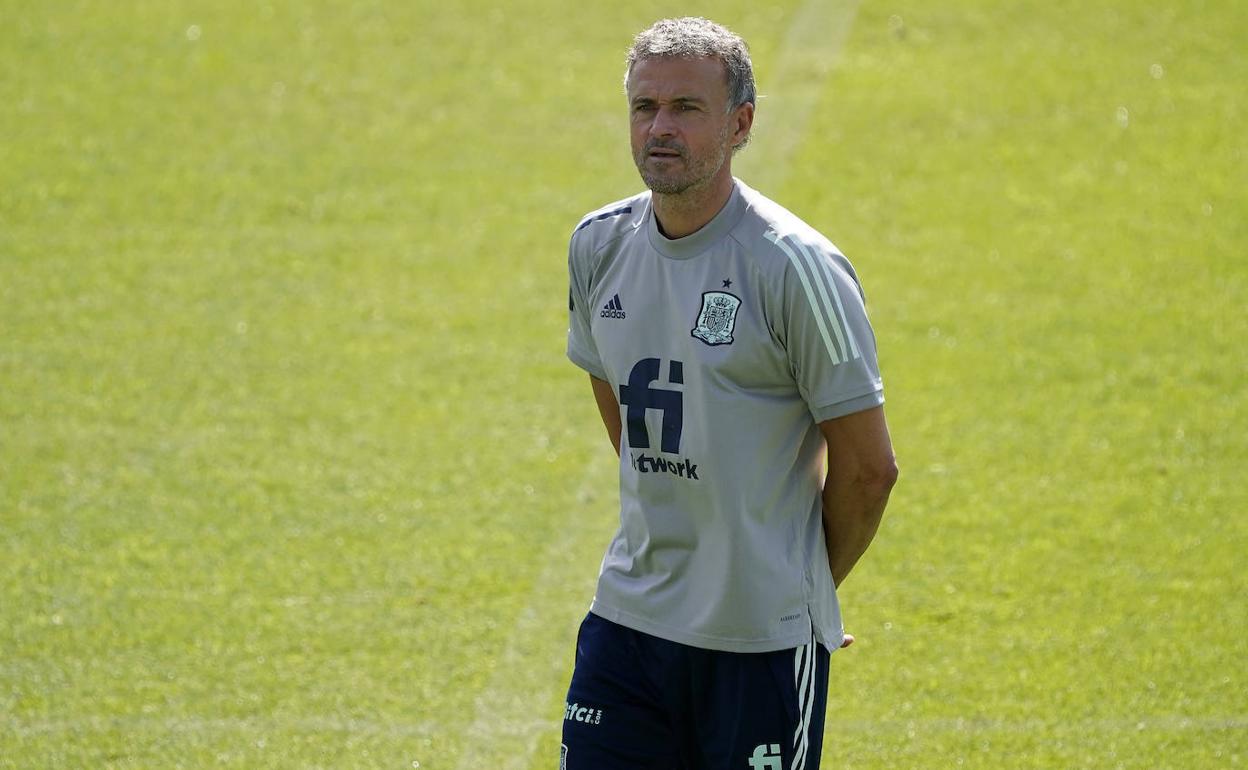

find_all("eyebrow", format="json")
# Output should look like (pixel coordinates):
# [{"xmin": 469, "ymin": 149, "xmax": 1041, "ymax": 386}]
[{"xmin": 630, "ymin": 96, "xmax": 708, "ymax": 107}]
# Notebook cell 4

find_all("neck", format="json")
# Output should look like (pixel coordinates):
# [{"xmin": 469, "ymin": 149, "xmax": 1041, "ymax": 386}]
[{"xmin": 652, "ymin": 169, "xmax": 735, "ymax": 239}]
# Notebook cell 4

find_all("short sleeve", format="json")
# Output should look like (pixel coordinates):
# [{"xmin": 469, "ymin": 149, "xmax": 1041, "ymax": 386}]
[
  {"xmin": 566, "ymin": 235, "xmax": 607, "ymax": 380},
  {"xmin": 775, "ymin": 236, "xmax": 884, "ymax": 422}
]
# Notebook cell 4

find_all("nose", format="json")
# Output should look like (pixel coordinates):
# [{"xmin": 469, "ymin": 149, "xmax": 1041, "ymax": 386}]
[{"xmin": 649, "ymin": 105, "xmax": 678, "ymax": 138}]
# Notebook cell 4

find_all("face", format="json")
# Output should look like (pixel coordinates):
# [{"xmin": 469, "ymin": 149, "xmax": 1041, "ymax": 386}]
[{"xmin": 626, "ymin": 56, "xmax": 751, "ymax": 196}]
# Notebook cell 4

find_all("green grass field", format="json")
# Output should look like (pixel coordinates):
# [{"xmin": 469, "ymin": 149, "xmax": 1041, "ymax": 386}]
[{"xmin": 2, "ymin": 0, "xmax": 1244, "ymax": 767}]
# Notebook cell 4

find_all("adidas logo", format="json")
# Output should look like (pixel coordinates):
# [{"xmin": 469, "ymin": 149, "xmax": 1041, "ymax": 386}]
[{"xmin": 600, "ymin": 294, "xmax": 626, "ymax": 319}]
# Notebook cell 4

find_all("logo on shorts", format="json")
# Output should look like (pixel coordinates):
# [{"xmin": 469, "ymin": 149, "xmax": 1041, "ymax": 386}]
[
  {"xmin": 692, "ymin": 291, "xmax": 741, "ymax": 346},
  {"xmin": 748, "ymin": 743, "xmax": 782, "ymax": 770},
  {"xmin": 564, "ymin": 701, "xmax": 603, "ymax": 725},
  {"xmin": 560, "ymin": 743, "xmax": 568, "ymax": 769}
]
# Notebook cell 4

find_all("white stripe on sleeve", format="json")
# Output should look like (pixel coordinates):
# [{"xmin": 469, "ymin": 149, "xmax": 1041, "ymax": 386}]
[
  {"xmin": 766, "ymin": 231, "xmax": 843, "ymax": 365},
  {"xmin": 792, "ymin": 238, "xmax": 855, "ymax": 363}
]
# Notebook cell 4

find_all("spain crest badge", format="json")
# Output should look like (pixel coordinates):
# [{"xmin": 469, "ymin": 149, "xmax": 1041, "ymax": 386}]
[{"xmin": 691, "ymin": 291, "xmax": 741, "ymax": 346}]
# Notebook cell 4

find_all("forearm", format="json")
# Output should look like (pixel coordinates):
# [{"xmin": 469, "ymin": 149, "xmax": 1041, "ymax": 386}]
[
  {"xmin": 589, "ymin": 375, "xmax": 622, "ymax": 457},
  {"xmin": 822, "ymin": 472, "xmax": 894, "ymax": 587}
]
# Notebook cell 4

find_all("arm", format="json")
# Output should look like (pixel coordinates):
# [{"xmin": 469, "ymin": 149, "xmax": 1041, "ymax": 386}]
[
  {"xmin": 820, "ymin": 405, "xmax": 898, "ymax": 587},
  {"xmin": 589, "ymin": 375, "xmax": 622, "ymax": 457}
]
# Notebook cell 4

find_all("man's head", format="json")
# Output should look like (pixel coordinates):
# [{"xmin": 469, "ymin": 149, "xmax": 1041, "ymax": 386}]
[{"xmin": 624, "ymin": 18, "xmax": 756, "ymax": 196}]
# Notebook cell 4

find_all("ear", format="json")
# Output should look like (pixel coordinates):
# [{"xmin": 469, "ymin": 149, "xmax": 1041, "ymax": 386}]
[{"xmin": 731, "ymin": 101, "xmax": 755, "ymax": 148}]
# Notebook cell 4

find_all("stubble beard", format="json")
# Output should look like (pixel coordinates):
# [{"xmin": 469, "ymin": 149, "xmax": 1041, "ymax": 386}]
[{"xmin": 634, "ymin": 127, "xmax": 732, "ymax": 197}]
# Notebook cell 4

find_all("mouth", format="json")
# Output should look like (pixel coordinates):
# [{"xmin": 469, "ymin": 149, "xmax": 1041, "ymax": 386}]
[{"xmin": 648, "ymin": 149, "xmax": 682, "ymax": 161}]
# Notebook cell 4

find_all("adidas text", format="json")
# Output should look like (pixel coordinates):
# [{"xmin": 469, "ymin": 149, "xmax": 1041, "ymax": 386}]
[{"xmin": 601, "ymin": 294, "xmax": 626, "ymax": 319}]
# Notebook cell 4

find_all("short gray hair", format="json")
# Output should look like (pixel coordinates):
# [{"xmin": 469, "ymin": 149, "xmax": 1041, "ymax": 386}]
[{"xmin": 624, "ymin": 17, "xmax": 757, "ymax": 113}]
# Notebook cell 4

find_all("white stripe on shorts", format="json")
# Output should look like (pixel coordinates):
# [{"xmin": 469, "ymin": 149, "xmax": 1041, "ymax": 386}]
[{"xmin": 791, "ymin": 636, "xmax": 816, "ymax": 770}]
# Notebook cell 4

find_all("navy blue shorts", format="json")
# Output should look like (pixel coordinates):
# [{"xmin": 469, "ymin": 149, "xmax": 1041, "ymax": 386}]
[{"xmin": 561, "ymin": 612, "xmax": 830, "ymax": 770}]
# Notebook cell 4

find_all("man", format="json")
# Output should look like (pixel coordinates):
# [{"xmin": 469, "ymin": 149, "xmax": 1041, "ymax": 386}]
[{"xmin": 561, "ymin": 17, "xmax": 897, "ymax": 769}]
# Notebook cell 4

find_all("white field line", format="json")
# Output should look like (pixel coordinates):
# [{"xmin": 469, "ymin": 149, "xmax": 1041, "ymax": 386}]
[
  {"xmin": 68, "ymin": 588, "xmax": 404, "ymax": 606},
  {"xmin": 737, "ymin": 0, "xmax": 862, "ymax": 194},
  {"xmin": 828, "ymin": 715, "xmax": 1248, "ymax": 734},
  {"xmin": 7, "ymin": 713, "xmax": 1243, "ymax": 741},
  {"xmin": 450, "ymin": 462, "xmax": 612, "ymax": 770},
  {"xmin": 6, "ymin": 714, "xmax": 437, "ymax": 739},
  {"xmin": 451, "ymin": 4, "xmax": 864, "ymax": 768}
]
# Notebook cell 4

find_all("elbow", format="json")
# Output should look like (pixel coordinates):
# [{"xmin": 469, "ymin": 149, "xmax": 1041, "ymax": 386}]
[
  {"xmin": 883, "ymin": 456, "xmax": 900, "ymax": 490},
  {"xmin": 863, "ymin": 455, "xmax": 899, "ymax": 498}
]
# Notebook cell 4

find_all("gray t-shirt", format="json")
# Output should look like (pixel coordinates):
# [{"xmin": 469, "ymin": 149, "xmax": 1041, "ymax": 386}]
[{"xmin": 566, "ymin": 178, "xmax": 884, "ymax": 653}]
